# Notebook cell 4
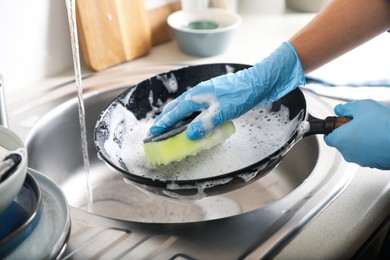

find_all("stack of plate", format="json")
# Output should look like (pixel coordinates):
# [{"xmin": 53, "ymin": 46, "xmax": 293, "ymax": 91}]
[
  {"xmin": 0, "ymin": 126, "xmax": 71, "ymax": 259},
  {"xmin": 0, "ymin": 171, "xmax": 42, "ymax": 256}
]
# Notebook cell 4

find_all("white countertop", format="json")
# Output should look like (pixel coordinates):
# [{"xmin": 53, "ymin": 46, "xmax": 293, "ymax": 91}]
[{"xmin": 6, "ymin": 4, "xmax": 390, "ymax": 258}]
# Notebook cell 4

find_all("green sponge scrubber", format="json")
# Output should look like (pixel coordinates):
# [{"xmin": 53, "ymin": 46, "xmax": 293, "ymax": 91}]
[{"xmin": 143, "ymin": 121, "xmax": 235, "ymax": 166}]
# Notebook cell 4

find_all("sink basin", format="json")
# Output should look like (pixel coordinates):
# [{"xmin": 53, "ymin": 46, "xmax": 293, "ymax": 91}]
[
  {"xmin": 24, "ymin": 83, "xmax": 356, "ymax": 258},
  {"xmin": 26, "ymin": 86, "xmax": 316, "ymax": 222}
]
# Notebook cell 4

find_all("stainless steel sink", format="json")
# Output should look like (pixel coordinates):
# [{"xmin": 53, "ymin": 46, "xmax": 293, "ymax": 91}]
[
  {"xmin": 10, "ymin": 65, "xmax": 357, "ymax": 259},
  {"xmin": 27, "ymin": 86, "xmax": 318, "ymax": 223}
]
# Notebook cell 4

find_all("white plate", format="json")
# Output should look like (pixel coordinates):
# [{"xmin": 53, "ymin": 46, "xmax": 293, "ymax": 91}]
[{"xmin": 5, "ymin": 168, "xmax": 70, "ymax": 259}]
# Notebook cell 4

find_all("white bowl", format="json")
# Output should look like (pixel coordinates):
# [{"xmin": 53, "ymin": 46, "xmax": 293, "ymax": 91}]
[
  {"xmin": 0, "ymin": 126, "xmax": 27, "ymax": 213},
  {"xmin": 167, "ymin": 8, "xmax": 241, "ymax": 57},
  {"xmin": 285, "ymin": 0, "xmax": 329, "ymax": 12}
]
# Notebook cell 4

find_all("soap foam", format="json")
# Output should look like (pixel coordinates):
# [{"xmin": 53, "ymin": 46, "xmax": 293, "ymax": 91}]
[
  {"xmin": 156, "ymin": 73, "xmax": 178, "ymax": 93},
  {"xmin": 185, "ymin": 93, "xmax": 220, "ymax": 135},
  {"xmin": 102, "ymin": 101, "xmax": 301, "ymax": 183}
]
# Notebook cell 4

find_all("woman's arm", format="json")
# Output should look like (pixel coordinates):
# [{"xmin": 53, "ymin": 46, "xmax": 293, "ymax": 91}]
[
  {"xmin": 290, "ymin": 0, "xmax": 390, "ymax": 73},
  {"xmin": 150, "ymin": 0, "xmax": 390, "ymax": 141}
]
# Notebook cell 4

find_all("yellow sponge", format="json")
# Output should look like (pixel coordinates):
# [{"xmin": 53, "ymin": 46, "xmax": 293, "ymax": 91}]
[{"xmin": 143, "ymin": 121, "xmax": 235, "ymax": 166}]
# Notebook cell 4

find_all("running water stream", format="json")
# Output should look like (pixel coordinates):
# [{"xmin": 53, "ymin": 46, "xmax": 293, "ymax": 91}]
[{"xmin": 65, "ymin": 0, "xmax": 93, "ymax": 212}]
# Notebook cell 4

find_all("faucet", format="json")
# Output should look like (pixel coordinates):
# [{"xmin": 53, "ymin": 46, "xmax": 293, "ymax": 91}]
[{"xmin": 0, "ymin": 75, "xmax": 8, "ymax": 128}]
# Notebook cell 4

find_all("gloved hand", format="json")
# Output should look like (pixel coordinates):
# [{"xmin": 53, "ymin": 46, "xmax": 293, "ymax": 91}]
[
  {"xmin": 324, "ymin": 99, "xmax": 390, "ymax": 170},
  {"xmin": 149, "ymin": 42, "xmax": 305, "ymax": 140}
]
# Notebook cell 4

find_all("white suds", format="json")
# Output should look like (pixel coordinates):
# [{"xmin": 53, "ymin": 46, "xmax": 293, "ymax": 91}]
[
  {"xmin": 157, "ymin": 73, "xmax": 178, "ymax": 93},
  {"xmin": 297, "ymin": 120, "xmax": 310, "ymax": 137},
  {"xmin": 185, "ymin": 93, "xmax": 220, "ymax": 134},
  {"xmin": 102, "ymin": 102, "xmax": 301, "ymax": 182}
]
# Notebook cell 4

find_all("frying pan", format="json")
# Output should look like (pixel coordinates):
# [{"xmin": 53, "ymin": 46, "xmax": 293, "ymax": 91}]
[{"xmin": 94, "ymin": 63, "xmax": 350, "ymax": 199}]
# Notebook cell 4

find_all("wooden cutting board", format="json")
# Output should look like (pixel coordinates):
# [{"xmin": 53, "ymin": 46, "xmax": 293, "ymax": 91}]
[{"xmin": 76, "ymin": 0, "xmax": 151, "ymax": 71}]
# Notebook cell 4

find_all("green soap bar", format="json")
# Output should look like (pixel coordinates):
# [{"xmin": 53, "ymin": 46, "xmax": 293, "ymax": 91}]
[{"xmin": 144, "ymin": 121, "xmax": 235, "ymax": 166}]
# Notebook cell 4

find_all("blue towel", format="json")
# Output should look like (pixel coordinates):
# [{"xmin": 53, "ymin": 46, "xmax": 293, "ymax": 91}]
[{"xmin": 301, "ymin": 76, "xmax": 390, "ymax": 104}]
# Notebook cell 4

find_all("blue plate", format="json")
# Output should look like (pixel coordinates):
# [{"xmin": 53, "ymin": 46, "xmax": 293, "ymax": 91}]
[{"xmin": 0, "ymin": 172, "xmax": 42, "ymax": 257}]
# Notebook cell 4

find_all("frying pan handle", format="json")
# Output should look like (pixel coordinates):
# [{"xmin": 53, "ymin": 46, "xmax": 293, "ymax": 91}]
[{"xmin": 305, "ymin": 115, "xmax": 352, "ymax": 137}]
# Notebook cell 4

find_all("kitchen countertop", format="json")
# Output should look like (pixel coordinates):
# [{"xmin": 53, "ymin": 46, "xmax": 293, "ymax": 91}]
[{"xmin": 6, "ymin": 5, "xmax": 390, "ymax": 259}]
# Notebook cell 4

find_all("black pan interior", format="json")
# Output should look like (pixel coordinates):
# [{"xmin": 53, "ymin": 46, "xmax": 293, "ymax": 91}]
[{"xmin": 94, "ymin": 64, "xmax": 307, "ymax": 198}]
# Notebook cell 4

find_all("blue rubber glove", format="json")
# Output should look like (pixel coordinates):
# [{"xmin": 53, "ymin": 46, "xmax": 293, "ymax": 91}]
[
  {"xmin": 324, "ymin": 100, "xmax": 390, "ymax": 170},
  {"xmin": 149, "ymin": 42, "xmax": 305, "ymax": 140}
]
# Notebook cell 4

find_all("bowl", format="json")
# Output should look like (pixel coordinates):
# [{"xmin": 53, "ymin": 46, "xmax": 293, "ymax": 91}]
[
  {"xmin": 285, "ymin": 0, "xmax": 329, "ymax": 12},
  {"xmin": 167, "ymin": 8, "xmax": 241, "ymax": 57},
  {"xmin": 0, "ymin": 126, "xmax": 27, "ymax": 213}
]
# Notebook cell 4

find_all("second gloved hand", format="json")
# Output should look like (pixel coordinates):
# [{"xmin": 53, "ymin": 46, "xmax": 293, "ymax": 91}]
[
  {"xmin": 149, "ymin": 42, "xmax": 305, "ymax": 140},
  {"xmin": 324, "ymin": 99, "xmax": 390, "ymax": 170}
]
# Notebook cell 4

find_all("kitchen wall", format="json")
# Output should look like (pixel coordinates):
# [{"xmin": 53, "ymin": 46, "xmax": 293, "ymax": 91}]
[
  {"xmin": 0, "ymin": 0, "xmax": 72, "ymax": 95},
  {"xmin": 0, "ymin": 0, "xmax": 178, "ymax": 95},
  {"xmin": 0, "ymin": 0, "xmax": 286, "ymax": 95}
]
